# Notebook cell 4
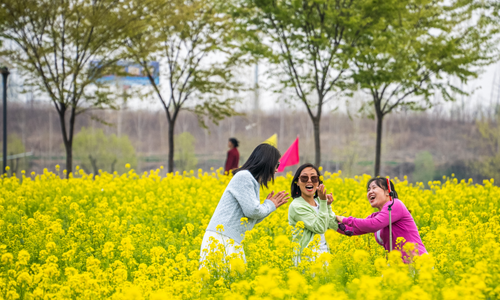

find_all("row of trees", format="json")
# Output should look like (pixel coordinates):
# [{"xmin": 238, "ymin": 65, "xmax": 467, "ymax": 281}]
[
  {"xmin": 2, "ymin": 127, "xmax": 199, "ymax": 176},
  {"xmin": 1, "ymin": 0, "xmax": 499, "ymax": 176}
]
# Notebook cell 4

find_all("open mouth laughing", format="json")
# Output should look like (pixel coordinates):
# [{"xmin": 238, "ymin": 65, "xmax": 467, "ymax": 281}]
[
  {"xmin": 369, "ymin": 194, "xmax": 376, "ymax": 203},
  {"xmin": 305, "ymin": 185, "xmax": 314, "ymax": 192}
]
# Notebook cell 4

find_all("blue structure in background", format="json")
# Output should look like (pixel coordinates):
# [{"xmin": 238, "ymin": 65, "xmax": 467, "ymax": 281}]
[{"xmin": 93, "ymin": 61, "xmax": 160, "ymax": 85}]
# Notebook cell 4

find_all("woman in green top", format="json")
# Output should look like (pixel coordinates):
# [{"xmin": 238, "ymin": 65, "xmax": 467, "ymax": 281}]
[{"xmin": 288, "ymin": 163, "xmax": 339, "ymax": 260}]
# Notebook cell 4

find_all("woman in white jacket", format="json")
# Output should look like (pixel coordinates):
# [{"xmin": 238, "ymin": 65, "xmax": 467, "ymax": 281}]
[{"xmin": 200, "ymin": 144, "xmax": 289, "ymax": 263}]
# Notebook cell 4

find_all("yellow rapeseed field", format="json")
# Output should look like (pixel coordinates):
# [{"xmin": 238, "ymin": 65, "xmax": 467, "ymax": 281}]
[{"xmin": 1, "ymin": 166, "xmax": 499, "ymax": 299}]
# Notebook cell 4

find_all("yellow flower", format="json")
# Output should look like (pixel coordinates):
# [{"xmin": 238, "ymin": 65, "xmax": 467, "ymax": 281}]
[
  {"xmin": 214, "ymin": 277, "xmax": 224, "ymax": 287},
  {"xmin": 231, "ymin": 280, "xmax": 251, "ymax": 296},
  {"xmin": 112, "ymin": 285, "xmax": 144, "ymax": 300},
  {"xmin": 1, "ymin": 253, "xmax": 13, "ymax": 264},
  {"xmin": 185, "ymin": 223, "xmax": 195, "ymax": 235},
  {"xmin": 296, "ymin": 221, "xmax": 305, "ymax": 229},
  {"xmin": 229, "ymin": 257, "xmax": 245, "ymax": 275},
  {"xmin": 288, "ymin": 270, "xmax": 309, "ymax": 295},
  {"xmin": 17, "ymin": 272, "xmax": 32, "ymax": 285},
  {"xmin": 17, "ymin": 250, "xmax": 30, "ymax": 265},
  {"xmin": 403, "ymin": 242, "xmax": 416, "ymax": 253},
  {"xmin": 113, "ymin": 268, "xmax": 128, "ymax": 282},
  {"xmin": 353, "ymin": 249, "xmax": 369, "ymax": 263},
  {"xmin": 1, "ymin": 162, "xmax": 499, "ymax": 299},
  {"xmin": 193, "ymin": 267, "xmax": 210, "ymax": 282},
  {"xmin": 46, "ymin": 241, "xmax": 57, "ymax": 252},
  {"xmin": 32, "ymin": 288, "xmax": 44, "ymax": 298},
  {"xmin": 274, "ymin": 235, "xmax": 290, "ymax": 248},
  {"xmin": 102, "ymin": 242, "xmax": 115, "ymax": 258}
]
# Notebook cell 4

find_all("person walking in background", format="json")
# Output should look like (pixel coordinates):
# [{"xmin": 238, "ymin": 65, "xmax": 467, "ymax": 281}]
[
  {"xmin": 224, "ymin": 137, "xmax": 240, "ymax": 174},
  {"xmin": 288, "ymin": 163, "xmax": 338, "ymax": 263},
  {"xmin": 336, "ymin": 178, "xmax": 427, "ymax": 263},
  {"xmin": 201, "ymin": 143, "xmax": 290, "ymax": 264}
]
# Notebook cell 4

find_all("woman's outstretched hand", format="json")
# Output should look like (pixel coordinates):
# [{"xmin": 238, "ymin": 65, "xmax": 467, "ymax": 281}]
[
  {"xmin": 336, "ymin": 215, "xmax": 345, "ymax": 223},
  {"xmin": 267, "ymin": 191, "xmax": 290, "ymax": 209}
]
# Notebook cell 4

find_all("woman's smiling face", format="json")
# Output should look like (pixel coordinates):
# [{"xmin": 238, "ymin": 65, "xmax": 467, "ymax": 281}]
[
  {"xmin": 298, "ymin": 167, "xmax": 319, "ymax": 198},
  {"xmin": 367, "ymin": 181, "xmax": 389, "ymax": 210}
]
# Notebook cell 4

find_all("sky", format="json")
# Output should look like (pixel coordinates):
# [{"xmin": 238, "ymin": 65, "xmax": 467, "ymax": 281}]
[
  {"xmin": 233, "ymin": 60, "xmax": 500, "ymax": 115},
  {"xmin": 7, "ymin": 56, "xmax": 500, "ymax": 117}
]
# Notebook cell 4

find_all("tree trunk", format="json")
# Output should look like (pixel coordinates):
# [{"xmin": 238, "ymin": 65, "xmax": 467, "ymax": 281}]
[
  {"xmin": 12, "ymin": 156, "xmax": 19, "ymax": 174},
  {"xmin": 65, "ymin": 141, "xmax": 72, "ymax": 177},
  {"xmin": 57, "ymin": 104, "xmax": 77, "ymax": 178},
  {"xmin": 111, "ymin": 159, "xmax": 117, "ymax": 173},
  {"xmin": 57, "ymin": 110, "xmax": 72, "ymax": 177},
  {"xmin": 89, "ymin": 154, "xmax": 98, "ymax": 175},
  {"xmin": 313, "ymin": 117, "xmax": 321, "ymax": 167},
  {"xmin": 374, "ymin": 112, "xmax": 384, "ymax": 177},
  {"xmin": 167, "ymin": 118, "xmax": 175, "ymax": 173}
]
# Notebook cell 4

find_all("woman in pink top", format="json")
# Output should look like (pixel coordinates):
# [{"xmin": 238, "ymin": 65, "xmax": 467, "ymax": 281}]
[{"xmin": 336, "ymin": 178, "xmax": 427, "ymax": 262}]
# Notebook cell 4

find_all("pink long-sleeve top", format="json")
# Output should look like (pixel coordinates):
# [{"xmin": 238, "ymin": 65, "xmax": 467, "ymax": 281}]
[{"xmin": 339, "ymin": 199, "xmax": 427, "ymax": 262}]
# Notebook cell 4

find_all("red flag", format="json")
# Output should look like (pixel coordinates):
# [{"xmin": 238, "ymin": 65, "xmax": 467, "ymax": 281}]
[{"xmin": 278, "ymin": 137, "xmax": 299, "ymax": 172}]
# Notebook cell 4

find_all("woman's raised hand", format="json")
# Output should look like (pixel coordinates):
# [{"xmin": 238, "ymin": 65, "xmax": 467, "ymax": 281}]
[
  {"xmin": 318, "ymin": 184, "xmax": 334, "ymax": 204},
  {"xmin": 326, "ymin": 193, "xmax": 334, "ymax": 205},
  {"xmin": 318, "ymin": 184, "xmax": 327, "ymax": 200},
  {"xmin": 267, "ymin": 191, "xmax": 290, "ymax": 209}
]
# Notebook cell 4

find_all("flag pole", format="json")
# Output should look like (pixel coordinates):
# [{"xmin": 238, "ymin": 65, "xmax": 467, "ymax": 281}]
[{"xmin": 387, "ymin": 178, "xmax": 395, "ymax": 252}]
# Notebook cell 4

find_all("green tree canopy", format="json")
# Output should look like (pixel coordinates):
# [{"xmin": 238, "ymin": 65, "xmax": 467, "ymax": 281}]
[
  {"xmin": 471, "ymin": 113, "xmax": 500, "ymax": 183},
  {"xmin": 235, "ymin": 0, "xmax": 407, "ymax": 167},
  {"xmin": 73, "ymin": 127, "xmax": 137, "ymax": 175},
  {"xmin": 0, "ymin": 0, "xmax": 141, "ymax": 177},
  {"xmin": 174, "ymin": 132, "xmax": 198, "ymax": 172},
  {"xmin": 353, "ymin": 0, "xmax": 499, "ymax": 176},
  {"xmin": 125, "ymin": 0, "xmax": 242, "ymax": 173},
  {"xmin": 414, "ymin": 151, "xmax": 435, "ymax": 184}
]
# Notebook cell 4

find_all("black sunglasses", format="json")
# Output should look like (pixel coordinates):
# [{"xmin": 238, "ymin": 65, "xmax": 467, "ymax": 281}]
[
  {"xmin": 299, "ymin": 175, "xmax": 319, "ymax": 183},
  {"xmin": 276, "ymin": 162, "xmax": 280, "ymax": 169},
  {"xmin": 338, "ymin": 223, "xmax": 353, "ymax": 236}
]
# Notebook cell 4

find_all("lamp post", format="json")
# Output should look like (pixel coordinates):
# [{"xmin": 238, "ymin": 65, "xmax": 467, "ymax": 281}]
[{"xmin": 1, "ymin": 67, "xmax": 9, "ymax": 174}]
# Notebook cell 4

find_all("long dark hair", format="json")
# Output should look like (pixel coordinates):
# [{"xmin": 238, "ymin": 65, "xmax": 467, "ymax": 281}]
[
  {"xmin": 291, "ymin": 163, "xmax": 323, "ymax": 199},
  {"xmin": 367, "ymin": 177, "xmax": 399, "ymax": 199},
  {"xmin": 233, "ymin": 143, "xmax": 281, "ymax": 188}
]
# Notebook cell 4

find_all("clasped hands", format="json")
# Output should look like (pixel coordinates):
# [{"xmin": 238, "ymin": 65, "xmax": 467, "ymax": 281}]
[{"xmin": 266, "ymin": 191, "xmax": 290, "ymax": 208}]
